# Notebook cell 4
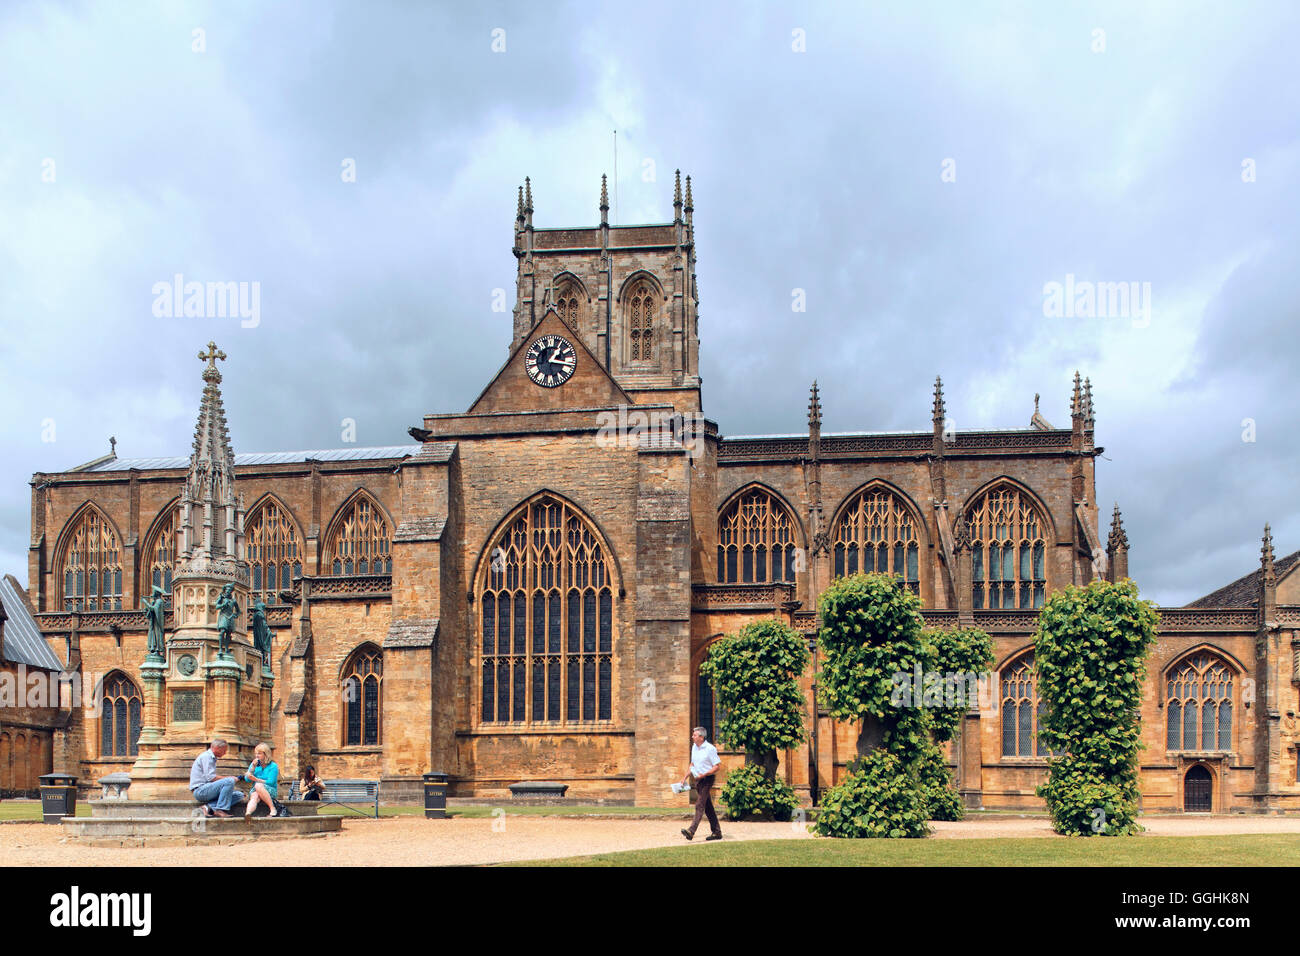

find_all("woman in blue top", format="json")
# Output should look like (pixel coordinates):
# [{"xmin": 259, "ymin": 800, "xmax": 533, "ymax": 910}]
[{"xmin": 242, "ymin": 742, "xmax": 280, "ymax": 818}]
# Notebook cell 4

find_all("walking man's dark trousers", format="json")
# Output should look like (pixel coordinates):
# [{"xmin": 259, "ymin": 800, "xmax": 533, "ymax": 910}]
[{"xmin": 687, "ymin": 776, "xmax": 721, "ymax": 838}]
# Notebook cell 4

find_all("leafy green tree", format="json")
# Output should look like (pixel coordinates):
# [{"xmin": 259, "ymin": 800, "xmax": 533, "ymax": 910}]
[
  {"xmin": 1034, "ymin": 579, "xmax": 1159, "ymax": 835},
  {"xmin": 698, "ymin": 618, "xmax": 808, "ymax": 820},
  {"xmin": 813, "ymin": 750, "xmax": 929, "ymax": 838},
  {"xmin": 915, "ymin": 625, "xmax": 993, "ymax": 820},
  {"xmin": 816, "ymin": 573, "xmax": 929, "ymax": 758},
  {"xmin": 813, "ymin": 574, "xmax": 993, "ymax": 835}
]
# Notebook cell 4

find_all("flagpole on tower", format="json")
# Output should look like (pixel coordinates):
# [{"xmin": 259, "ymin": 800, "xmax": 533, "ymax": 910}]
[{"xmin": 613, "ymin": 129, "xmax": 618, "ymax": 225}]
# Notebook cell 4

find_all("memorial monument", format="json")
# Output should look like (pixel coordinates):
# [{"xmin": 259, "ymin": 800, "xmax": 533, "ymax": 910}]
[{"xmin": 127, "ymin": 343, "xmax": 272, "ymax": 799}]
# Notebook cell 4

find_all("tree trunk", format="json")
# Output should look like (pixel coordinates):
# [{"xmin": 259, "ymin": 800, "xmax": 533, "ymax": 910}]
[
  {"xmin": 745, "ymin": 749, "xmax": 779, "ymax": 783},
  {"xmin": 853, "ymin": 715, "xmax": 883, "ymax": 769}
]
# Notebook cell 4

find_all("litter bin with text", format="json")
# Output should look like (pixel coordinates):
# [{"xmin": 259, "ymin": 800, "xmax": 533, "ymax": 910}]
[
  {"xmin": 39, "ymin": 773, "xmax": 78, "ymax": 823},
  {"xmin": 423, "ymin": 772, "xmax": 449, "ymax": 819}
]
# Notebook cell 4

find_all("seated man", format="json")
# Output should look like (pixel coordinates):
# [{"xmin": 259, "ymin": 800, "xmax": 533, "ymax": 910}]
[{"xmin": 190, "ymin": 737, "xmax": 240, "ymax": 817}]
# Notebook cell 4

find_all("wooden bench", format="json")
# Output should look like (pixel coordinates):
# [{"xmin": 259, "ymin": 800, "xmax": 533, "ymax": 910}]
[{"xmin": 286, "ymin": 779, "xmax": 380, "ymax": 818}]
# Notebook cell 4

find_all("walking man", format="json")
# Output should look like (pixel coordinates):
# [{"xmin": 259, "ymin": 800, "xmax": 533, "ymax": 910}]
[{"xmin": 681, "ymin": 726, "xmax": 722, "ymax": 841}]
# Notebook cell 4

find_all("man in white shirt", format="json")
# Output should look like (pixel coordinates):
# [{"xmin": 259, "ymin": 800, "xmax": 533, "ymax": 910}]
[{"xmin": 680, "ymin": 726, "xmax": 722, "ymax": 841}]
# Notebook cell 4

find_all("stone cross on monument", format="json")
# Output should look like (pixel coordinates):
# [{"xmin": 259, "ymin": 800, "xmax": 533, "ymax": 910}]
[{"xmin": 199, "ymin": 341, "xmax": 227, "ymax": 380}]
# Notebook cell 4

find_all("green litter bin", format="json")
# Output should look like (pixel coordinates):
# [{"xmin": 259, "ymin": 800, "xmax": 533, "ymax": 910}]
[
  {"xmin": 423, "ymin": 772, "xmax": 449, "ymax": 819},
  {"xmin": 39, "ymin": 773, "xmax": 77, "ymax": 823}
]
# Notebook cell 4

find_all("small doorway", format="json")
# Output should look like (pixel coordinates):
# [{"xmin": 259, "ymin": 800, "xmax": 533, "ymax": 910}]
[{"xmin": 1184, "ymin": 765, "xmax": 1212, "ymax": 812}]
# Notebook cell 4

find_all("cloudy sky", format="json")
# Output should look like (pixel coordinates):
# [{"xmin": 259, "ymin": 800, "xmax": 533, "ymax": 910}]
[{"xmin": 2, "ymin": 1, "xmax": 1296, "ymax": 606}]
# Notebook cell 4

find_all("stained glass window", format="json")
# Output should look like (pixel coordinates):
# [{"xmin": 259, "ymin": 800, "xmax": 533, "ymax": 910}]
[
  {"xmin": 833, "ymin": 487, "xmax": 921, "ymax": 593},
  {"xmin": 343, "ymin": 645, "xmax": 382, "ymax": 746},
  {"xmin": 717, "ymin": 489, "xmax": 798, "ymax": 584},
  {"xmin": 60, "ymin": 507, "xmax": 122, "ymax": 611},
  {"xmin": 246, "ymin": 498, "xmax": 303, "ymax": 605},
  {"xmin": 1166, "ymin": 653, "xmax": 1233, "ymax": 751},
  {"xmin": 967, "ymin": 486, "xmax": 1047, "ymax": 610},
  {"xmin": 479, "ymin": 496, "xmax": 615, "ymax": 724},
  {"xmin": 324, "ymin": 493, "xmax": 392, "ymax": 575}
]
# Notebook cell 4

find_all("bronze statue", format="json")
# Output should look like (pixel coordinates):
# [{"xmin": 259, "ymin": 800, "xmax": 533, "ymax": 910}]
[
  {"xmin": 251, "ymin": 599, "xmax": 272, "ymax": 662},
  {"xmin": 215, "ymin": 582, "xmax": 239, "ymax": 657},
  {"xmin": 141, "ymin": 584, "xmax": 167, "ymax": 658}
]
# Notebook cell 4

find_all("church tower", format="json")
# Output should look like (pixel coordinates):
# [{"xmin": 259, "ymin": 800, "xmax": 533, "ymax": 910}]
[{"xmin": 510, "ymin": 171, "xmax": 702, "ymax": 413}]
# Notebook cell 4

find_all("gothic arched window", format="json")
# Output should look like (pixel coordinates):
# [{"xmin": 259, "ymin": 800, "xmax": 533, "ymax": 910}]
[
  {"xmin": 967, "ymin": 485, "xmax": 1047, "ymax": 610},
  {"xmin": 142, "ymin": 504, "xmax": 179, "ymax": 607},
  {"xmin": 324, "ymin": 493, "xmax": 392, "ymax": 575},
  {"xmin": 60, "ymin": 506, "xmax": 122, "ymax": 611},
  {"xmin": 627, "ymin": 281, "xmax": 656, "ymax": 362},
  {"xmin": 479, "ymin": 496, "xmax": 615, "ymax": 724},
  {"xmin": 833, "ymin": 487, "xmax": 921, "ymax": 592},
  {"xmin": 717, "ymin": 489, "xmax": 798, "ymax": 584},
  {"xmin": 1000, "ymin": 654, "xmax": 1049, "ymax": 757},
  {"xmin": 694, "ymin": 643, "xmax": 731, "ymax": 749},
  {"xmin": 555, "ymin": 282, "xmax": 582, "ymax": 332},
  {"xmin": 343, "ymin": 644, "xmax": 382, "ymax": 746},
  {"xmin": 1167, "ymin": 653, "xmax": 1233, "ymax": 752},
  {"xmin": 246, "ymin": 499, "xmax": 303, "ymax": 605},
  {"xmin": 100, "ymin": 672, "xmax": 142, "ymax": 758}
]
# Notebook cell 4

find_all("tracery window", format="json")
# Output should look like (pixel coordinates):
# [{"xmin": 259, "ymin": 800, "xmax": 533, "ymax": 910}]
[
  {"xmin": 833, "ymin": 487, "xmax": 921, "ymax": 593},
  {"xmin": 324, "ymin": 494, "xmax": 392, "ymax": 575},
  {"xmin": 627, "ymin": 281, "xmax": 656, "ymax": 362},
  {"xmin": 1167, "ymin": 653, "xmax": 1232, "ymax": 752},
  {"xmin": 479, "ymin": 496, "xmax": 615, "ymax": 724},
  {"xmin": 60, "ymin": 506, "xmax": 122, "ymax": 611},
  {"xmin": 717, "ymin": 489, "xmax": 798, "ymax": 584},
  {"xmin": 1000, "ymin": 654, "xmax": 1050, "ymax": 757},
  {"xmin": 100, "ymin": 673, "xmax": 142, "ymax": 758},
  {"xmin": 342, "ymin": 645, "xmax": 382, "ymax": 746},
  {"xmin": 967, "ymin": 485, "xmax": 1047, "ymax": 610},
  {"xmin": 555, "ymin": 282, "xmax": 582, "ymax": 332},
  {"xmin": 246, "ymin": 499, "xmax": 303, "ymax": 604},
  {"xmin": 143, "ymin": 505, "xmax": 179, "ymax": 607},
  {"xmin": 695, "ymin": 653, "xmax": 731, "ymax": 749}
]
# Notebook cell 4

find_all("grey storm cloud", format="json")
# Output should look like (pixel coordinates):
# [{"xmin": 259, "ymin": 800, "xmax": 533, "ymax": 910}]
[{"xmin": 1, "ymin": 0, "xmax": 1298, "ymax": 606}]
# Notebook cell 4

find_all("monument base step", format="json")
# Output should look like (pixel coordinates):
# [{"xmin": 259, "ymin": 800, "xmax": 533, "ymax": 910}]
[
  {"xmin": 61, "ymin": 814, "xmax": 342, "ymax": 847},
  {"xmin": 86, "ymin": 799, "xmax": 323, "ymax": 818}
]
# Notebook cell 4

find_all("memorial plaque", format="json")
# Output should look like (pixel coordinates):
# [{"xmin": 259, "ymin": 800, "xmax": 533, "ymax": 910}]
[
  {"xmin": 177, "ymin": 654, "xmax": 198, "ymax": 677},
  {"xmin": 173, "ymin": 690, "xmax": 202, "ymax": 722}
]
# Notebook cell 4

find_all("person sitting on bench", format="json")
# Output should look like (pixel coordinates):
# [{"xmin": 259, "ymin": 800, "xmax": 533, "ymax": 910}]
[
  {"xmin": 299, "ymin": 766, "xmax": 325, "ymax": 801},
  {"xmin": 190, "ymin": 738, "xmax": 239, "ymax": 817},
  {"xmin": 241, "ymin": 742, "xmax": 280, "ymax": 818}
]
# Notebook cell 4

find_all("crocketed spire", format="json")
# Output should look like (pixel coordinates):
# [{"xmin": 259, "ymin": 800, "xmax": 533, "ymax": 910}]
[
  {"xmin": 177, "ymin": 342, "xmax": 244, "ymax": 569},
  {"xmin": 1107, "ymin": 503, "xmax": 1128, "ymax": 551}
]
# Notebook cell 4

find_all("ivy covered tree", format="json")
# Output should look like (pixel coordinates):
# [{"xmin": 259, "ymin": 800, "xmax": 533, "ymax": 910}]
[
  {"xmin": 698, "ymin": 618, "xmax": 808, "ymax": 821},
  {"xmin": 916, "ymin": 625, "xmax": 994, "ymax": 821},
  {"xmin": 812, "ymin": 573, "xmax": 991, "ymax": 836},
  {"xmin": 1034, "ymin": 578, "xmax": 1159, "ymax": 836}
]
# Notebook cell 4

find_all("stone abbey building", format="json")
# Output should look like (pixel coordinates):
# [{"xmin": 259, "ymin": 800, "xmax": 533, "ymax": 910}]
[{"xmin": 10, "ymin": 174, "xmax": 1300, "ymax": 812}]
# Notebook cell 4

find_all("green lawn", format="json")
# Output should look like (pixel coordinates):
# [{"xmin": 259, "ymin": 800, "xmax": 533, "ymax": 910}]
[
  {"xmin": 0, "ymin": 801, "xmax": 90, "ymax": 821},
  {"xmin": 521, "ymin": 833, "xmax": 1300, "ymax": 867}
]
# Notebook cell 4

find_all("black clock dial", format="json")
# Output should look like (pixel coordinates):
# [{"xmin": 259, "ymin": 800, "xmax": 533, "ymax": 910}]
[{"xmin": 525, "ymin": 335, "xmax": 577, "ymax": 387}]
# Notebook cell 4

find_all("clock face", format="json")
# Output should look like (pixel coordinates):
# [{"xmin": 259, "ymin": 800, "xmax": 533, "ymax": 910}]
[{"xmin": 525, "ymin": 335, "xmax": 577, "ymax": 388}]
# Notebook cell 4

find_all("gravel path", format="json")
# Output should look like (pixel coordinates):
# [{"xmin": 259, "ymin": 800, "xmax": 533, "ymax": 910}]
[{"xmin": 6, "ymin": 813, "xmax": 1300, "ymax": 866}]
